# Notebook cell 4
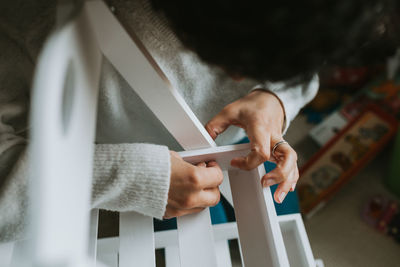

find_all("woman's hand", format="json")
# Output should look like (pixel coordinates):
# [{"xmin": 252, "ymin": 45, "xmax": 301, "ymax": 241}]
[
  {"xmin": 164, "ymin": 151, "xmax": 223, "ymax": 219},
  {"xmin": 205, "ymin": 89, "xmax": 299, "ymax": 203}
]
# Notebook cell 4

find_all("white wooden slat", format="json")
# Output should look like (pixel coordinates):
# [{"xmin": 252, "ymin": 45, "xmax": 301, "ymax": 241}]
[
  {"xmin": 10, "ymin": 240, "xmax": 30, "ymax": 266},
  {"xmin": 179, "ymin": 143, "xmax": 250, "ymax": 169},
  {"xmin": 97, "ymin": 237, "xmax": 119, "ymax": 255},
  {"xmin": 0, "ymin": 242, "xmax": 13, "ymax": 267},
  {"xmin": 85, "ymin": 0, "xmax": 215, "ymax": 151},
  {"xmin": 165, "ymin": 246, "xmax": 180, "ymax": 267},
  {"xmin": 315, "ymin": 259, "xmax": 325, "ymax": 267},
  {"xmin": 278, "ymin": 214, "xmax": 316, "ymax": 267},
  {"xmin": 89, "ymin": 209, "xmax": 99, "ymax": 265},
  {"xmin": 119, "ymin": 212, "xmax": 155, "ymax": 267},
  {"xmin": 96, "ymin": 222, "xmax": 239, "ymax": 253},
  {"xmin": 228, "ymin": 167, "xmax": 289, "ymax": 267},
  {"xmin": 25, "ymin": 6, "xmax": 101, "ymax": 266},
  {"xmin": 176, "ymin": 210, "xmax": 217, "ymax": 267},
  {"xmin": 85, "ymin": 2, "xmax": 218, "ymax": 266},
  {"xmin": 215, "ymin": 240, "xmax": 232, "ymax": 267},
  {"xmin": 97, "ymin": 253, "xmax": 118, "ymax": 267},
  {"xmin": 220, "ymin": 171, "xmax": 233, "ymax": 207}
]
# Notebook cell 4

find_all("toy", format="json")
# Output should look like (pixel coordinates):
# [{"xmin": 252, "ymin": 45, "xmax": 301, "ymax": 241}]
[
  {"xmin": 299, "ymin": 105, "xmax": 398, "ymax": 215},
  {"xmin": 362, "ymin": 195, "xmax": 400, "ymax": 244}
]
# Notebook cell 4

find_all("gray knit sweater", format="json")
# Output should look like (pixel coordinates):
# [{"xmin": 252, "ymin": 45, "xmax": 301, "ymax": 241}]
[{"xmin": 0, "ymin": 0, "xmax": 318, "ymax": 242}]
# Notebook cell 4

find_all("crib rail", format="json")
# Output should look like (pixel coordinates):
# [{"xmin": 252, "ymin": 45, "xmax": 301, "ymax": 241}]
[
  {"xmin": 1, "ymin": 1, "xmax": 321, "ymax": 266},
  {"xmin": 12, "ymin": 4, "xmax": 102, "ymax": 267}
]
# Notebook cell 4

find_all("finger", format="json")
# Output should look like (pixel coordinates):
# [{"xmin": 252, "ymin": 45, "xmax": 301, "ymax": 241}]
[
  {"xmin": 194, "ymin": 161, "xmax": 224, "ymax": 188},
  {"xmin": 164, "ymin": 205, "xmax": 205, "ymax": 219},
  {"xmin": 290, "ymin": 168, "xmax": 299, "ymax": 192},
  {"xmin": 231, "ymin": 125, "xmax": 270, "ymax": 170},
  {"xmin": 170, "ymin": 150, "xmax": 182, "ymax": 159},
  {"xmin": 261, "ymin": 145, "xmax": 298, "ymax": 187},
  {"xmin": 273, "ymin": 170, "xmax": 298, "ymax": 203},
  {"xmin": 196, "ymin": 162, "xmax": 207, "ymax": 168},
  {"xmin": 271, "ymin": 141, "xmax": 292, "ymax": 161},
  {"xmin": 205, "ymin": 109, "xmax": 234, "ymax": 140},
  {"xmin": 290, "ymin": 182, "xmax": 297, "ymax": 192},
  {"xmin": 196, "ymin": 187, "xmax": 221, "ymax": 207}
]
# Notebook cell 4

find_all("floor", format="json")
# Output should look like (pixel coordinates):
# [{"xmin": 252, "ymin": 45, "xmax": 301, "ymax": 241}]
[{"xmin": 285, "ymin": 115, "xmax": 400, "ymax": 267}]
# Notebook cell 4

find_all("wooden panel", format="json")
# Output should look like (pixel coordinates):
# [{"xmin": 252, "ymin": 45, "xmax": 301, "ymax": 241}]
[
  {"xmin": 278, "ymin": 214, "xmax": 316, "ymax": 267},
  {"xmin": 179, "ymin": 143, "xmax": 249, "ymax": 170},
  {"xmin": 165, "ymin": 246, "xmax": 180, "ymax": 267},
  {"xmin": 228, "ymin": 167, "xmax": 289, "ymax": 267},
  {"xmin": 176, "ymin": 210, "xmax": 218, "ymax": 267},
  {"xmin": 26, "ymin": 5, "xmax": 101, "ymax": 265},
  {"xmin": 215, "ymin": 240, "xmax": 232, "ymax": 267},
  {"xmin": 97, "ymin": 253, "xmax": 118, "ymax": 267},
  {"xmin": 88, "ymin": 209, "xmax": 99, "ymax": 265},
  {"xmin": 0, "ymin": 242, "xmax": 13, "ymax": 267},
  {"xmin": 119, "ymin": 212, "xmax": 155, "ymax": 267}
]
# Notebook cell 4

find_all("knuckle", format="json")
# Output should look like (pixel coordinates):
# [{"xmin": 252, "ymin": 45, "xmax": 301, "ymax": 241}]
[
  {"xmin": 254, "ymin": 146, "xmax": 270, "ymax": 161},
  {"xmin": 180, "ymin": 197, "xmax": 193, "ymax": 209},
  {"xmin": 212, "ymin": 191, "xmax": 221, "ymax": 206},
  {"xmin": 188, "ymin": 168, "xmax": 201, "ymax": 189},
  {"xmin": 216, "ymin": 172, "xmax": 224, "ymax": 185},
  {"xmin": 275, "ymin": 168, "xmax": 285, "ymax": 179}
]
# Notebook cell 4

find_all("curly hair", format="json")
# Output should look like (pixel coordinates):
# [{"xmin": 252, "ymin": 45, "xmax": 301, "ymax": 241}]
[{"xmin": 151, "ymin": 0, "xmax": 400, "ymax": 84}]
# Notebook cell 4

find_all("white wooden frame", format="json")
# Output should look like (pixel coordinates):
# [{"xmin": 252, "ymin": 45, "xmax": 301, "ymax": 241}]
[{"xmin": 0, "ymin": 1, "xmax": 322, "ymax": 267}]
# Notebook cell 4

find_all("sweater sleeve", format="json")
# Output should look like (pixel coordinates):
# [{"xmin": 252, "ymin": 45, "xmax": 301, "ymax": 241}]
[
  {"xmin": 253, "ymin": 75, "xmax": 319, "ymax": 134},
  {"xmin": 92, "ymin": 143, "xmax": 171, "ymax": 219}
]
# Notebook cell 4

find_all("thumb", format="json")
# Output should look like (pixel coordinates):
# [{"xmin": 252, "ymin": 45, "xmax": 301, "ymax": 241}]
[{"xmin": 205, "ymin": 110, "xmax": 233, "ymax": 140}]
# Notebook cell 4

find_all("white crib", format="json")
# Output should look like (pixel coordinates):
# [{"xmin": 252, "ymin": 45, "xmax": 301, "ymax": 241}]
[{"xmin": 0, "ymin": 1, "xmax": 323, "ymax": 266}]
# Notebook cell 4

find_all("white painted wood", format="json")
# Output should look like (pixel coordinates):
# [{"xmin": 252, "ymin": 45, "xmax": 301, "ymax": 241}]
[
  {"xmin": 165, "ymin": 246, "xmax": 180, "ymax": 267},
  {"xmin": 278, "ymin": 214, "xmax": 316, "ymax": 267},
  {"xmin": 228, "ymin": 167, "xmax": 289, "ymax": 267},
  {"xmin": 179, "ymin": 143, "xmax": 250, "ymax": 170},
  {"xmin": 215, "ymin": 240, "xmax": 232, "ymax": 267},
  {"xmin": 97, "ymin": 237, "xmax": 119, "ymax": 256},
  {"xmin": 97, "ymin": 253, "xmax": 118, "ymax": 267},
  {"xmin": 85, "ymin": 0, "xmax": 215, "ymax": 151},
  {"xmin": 85, "ymin": 2, "xmax": 218, "ymax": 266},
  {"xmin": 177, "ymin": 210, "xmax": 218, "ymax": 267},
  {"xmin": 119, "ymin": 212, "xmax": 155, "ymax": 267},
  {"xmin": 96, "ymin": 222, "xmax": 239, "ymax": 253},
  {"xmin": 180, "ymin": 144, "xmax": 289, "ymax": 266},
  {"xmin": 23, "ymin": 5, "xmax": 101, "ymax": 266},
  {"xmin": 88, "ymin": 209, "xmax": 99, "ymax": 265},
  {"xmin": 315, "ymin": 259, "xmax": 325, "ymax": 267},
  {"xmin": 220, "ymin": 171, "xmax": 233, "ymax": 207},
  {"xmin": 0, "ymin": 242, "xmax": 13, "ymax": 267}
]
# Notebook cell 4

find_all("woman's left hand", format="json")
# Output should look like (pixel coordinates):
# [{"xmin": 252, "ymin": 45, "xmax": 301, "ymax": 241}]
[{"xmin": 205, "ymin": 89, "xmax": 299, "ymax": 203}]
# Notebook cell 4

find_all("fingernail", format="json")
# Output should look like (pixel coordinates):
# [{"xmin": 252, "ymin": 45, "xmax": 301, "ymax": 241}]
[
  {"xmin": 263, "ymin": 179, "xmax": 275, "ymax": 187},
  {"xmin": 198, "ymin": 162, "xmax": 207, "ymax": 167},
  {"xmin": 278, "ymin": 192, "xmax": 286, "ymax": 203},
  {"xmin": 291, "ymin": 183, "xmax": 296, "ymax": 191}
]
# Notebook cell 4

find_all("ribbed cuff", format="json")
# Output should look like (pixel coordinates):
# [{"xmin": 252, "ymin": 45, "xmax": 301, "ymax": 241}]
[{"xmin": 92, "ymin": 143, "xmax": 171, "ymax": 219}]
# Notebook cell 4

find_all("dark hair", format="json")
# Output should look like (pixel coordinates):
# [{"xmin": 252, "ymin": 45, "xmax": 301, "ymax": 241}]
[{"xmin": 151, "ymin": 0, "xmax": 400, "ymax": 83}]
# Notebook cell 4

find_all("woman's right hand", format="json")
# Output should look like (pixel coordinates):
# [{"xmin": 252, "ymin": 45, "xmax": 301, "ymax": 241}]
[{"xmin": 164, "ymin": 151, "xmax": 223, "ymax": 219}]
